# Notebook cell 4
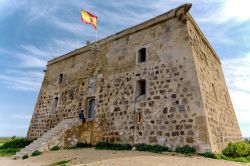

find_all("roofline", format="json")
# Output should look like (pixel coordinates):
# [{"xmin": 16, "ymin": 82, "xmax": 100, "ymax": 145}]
[
  {"xmin": 47, "ymin": 3, "xmax": 192, "ymax": 66},
  {"xmin": 186, "ymin": 14, "xmax": 221, "ymax": 64}
]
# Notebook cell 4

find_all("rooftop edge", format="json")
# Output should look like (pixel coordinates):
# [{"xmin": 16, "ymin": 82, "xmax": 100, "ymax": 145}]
[{"xmin": 47, "ymin": 3, "xmax": 192, "ymax": 66}]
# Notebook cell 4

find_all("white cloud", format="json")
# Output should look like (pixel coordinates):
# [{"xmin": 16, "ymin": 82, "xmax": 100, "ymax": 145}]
[
  {"xmin": 48, "ymin": 16, "xmax": 89, "ymax": 37},
  {"xmin": 52, "ymin": 39, "xmax": 83, "ymax": 51},
  {"xmin": 0, "ymin": 70, "xmax": 44, "ymax": 91},
  {"xmin": 222, "ymin": 53, "xmax": 250, "ymax": 136},
  {"xmin": 198, "ymin": 0, "xmax": 250, "ymax": 23},
  {"xmin": 0, "ymin": 47, "xmax": 12, "ymax": 55},
  {"xmin": 16, "ymin": 53, "xmax": 47, "ymax": 68},
  {"xmin": 235, "ymin": 110, "xmax": 250, "ymax": 124},
  {"xmin": 12, "ymin": 114, "xmax": 31, "ymax": 120},
  {"xmin": 0, "ymin": 124, "xmax": 28, "ymax": 129},
  {"xmin": 223, "ymin": 54, "xmax": 250, "ymax": 94},
  {"xmin": 16, "ymin": 38, "xmax": 84, "ymax": 68},
  {"xmin": 24, "ymin": 1, "xmax": 57, "ymax": 23},
  {"xmin": 19, "ymin": 43, "xmax": 76, "ymax": 64},
  {"xmin": 21, "ymin": 45, "xmax": 52, "ymax": 57},
  {"xmin": 230, "ymin": 90, "xmax": 250, "ymax": 111},
  {"xmin": 0, "ymin": 37, "xmax": 84, "ymax": 91},
  {"xmin": 221, "ymin": 0, "xmax": 250, "ymax": 22},
  {"xmin": 0, "ymin": 0, "xmax": 23, "ymax": 21}
]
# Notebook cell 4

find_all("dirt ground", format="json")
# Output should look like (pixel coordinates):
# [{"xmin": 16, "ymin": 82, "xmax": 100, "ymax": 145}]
[{"xmin": 0, "ymin": 148, "xmax": 247, "ymax": 166}]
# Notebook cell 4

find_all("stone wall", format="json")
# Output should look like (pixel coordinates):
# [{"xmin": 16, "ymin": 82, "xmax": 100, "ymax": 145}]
[
  {"xmin": 63, "ymin": 121, "xmax": 103, "ymax": 146},
  {"xmin": 186, "ymin": 15, "xmax": 242, "ymax": 152},
  {"xmin": 27, "ymin": 5, "xmax": 241, "ymax": 153}
]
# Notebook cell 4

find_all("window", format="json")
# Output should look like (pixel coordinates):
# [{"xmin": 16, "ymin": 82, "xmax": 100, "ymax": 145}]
[
  {"xmin": 138, "ymin": 48, "xmax": 146, "ymax": 63},
  {"xmin": 52, "ymin": 97, "xmax": 59, "ymax": 112},
  {"xmin": 58, "ymin": 73, "xmax": 64, "ymax": 84},
  {"xmin": 88, "ymin": 99, "xmax": 95, "ymax": 119},
  {"xmin": 137, "ymin": 79, "xmax": 146, "ymax": 97}
]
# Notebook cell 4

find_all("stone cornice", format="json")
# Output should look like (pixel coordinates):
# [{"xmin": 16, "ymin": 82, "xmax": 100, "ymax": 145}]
[{"xmin": 48, "ymin": 3, "xmax": 192, "ymax": 66}]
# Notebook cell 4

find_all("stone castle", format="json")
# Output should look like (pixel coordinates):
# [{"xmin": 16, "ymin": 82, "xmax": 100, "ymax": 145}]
[{"xmin": 27, "ymin": 4, "xmax": 242, "ymax": 153}]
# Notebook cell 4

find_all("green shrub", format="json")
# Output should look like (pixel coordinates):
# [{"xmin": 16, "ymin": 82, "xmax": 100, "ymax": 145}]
[
  {"xmin": 176, "ymin": 145, "xmax": 196, "ymax": 154},
  {"xmin": 65, "ymin": 143, "xmax": 92, "ymax": 149},
  {"xmin": 150, "ymin": 144, "xmax": 170, "ymax": 153},
  {"xmin": 75, "ymin": 142, "xmax": 92, "ymax": 148},
  {"xmin": 0, "ymin": 148, "xmax": 20, "ymax": 156},
  {"xmin": 31, "ymin": 150, "xmax": 42, "ymax": 156},
  {"xmin": 64, "ymin": 146, "xmax": 77, "ymax": 149},
  {"xmin": 0, "ymin": 138, "xmax": 32, "ymax": 149},
  {"xmin": 222, "ymin": 141, "xmax": 250, "ymax": 157},
  {"xmin": 135, "ymin": 144, "xmax": 169, "ymax": 153},
  {"xmin": 216, "ymin": 153, "xmax": 250, "ymax": 163},
  {"xmin": 1, "ymin": 148, "xmax": 20, "ymax": 153},
  {"xmin": 50, "ymin": 146, "xmax": 60, "ymax": 151},
  {"xmin": 95, "ymin": 142, "xmax": 169, "ymax": 152},
  {"xmin": 0, "ymin": 139, "xmax": 9, "ymax": 147},
  {"xmin": 199, "ymin": 152, "xmax": 216, "ymax": 159},
  {"xmin": 22, "ymin": 154, "xmax": 28, "ymax": 159},
  {"xmin": 95, "ymin": 142, "xmax": 132, "ymax": 150},
  {"xmin": 215, "ymin": 153, "xmax": 228, "ymax": 160}
]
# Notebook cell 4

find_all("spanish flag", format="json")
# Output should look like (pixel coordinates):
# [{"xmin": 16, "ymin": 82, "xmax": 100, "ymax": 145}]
[{"xmin": 81, "ymin": 10, "xmax": 97, "ymax": 29}]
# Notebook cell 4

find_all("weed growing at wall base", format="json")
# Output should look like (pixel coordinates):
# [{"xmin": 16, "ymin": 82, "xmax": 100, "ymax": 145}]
[
  {"xmin": 222, "ymin": 141, "xmax": 250, "ymax": 157},
  {"xmin": 175, "ymin": 145, "xmax": 196, "ymax": 154},
  {"xmin": 198, "ymin": 152, "xmax": 216, "ymax": 159},
  {"xmin": 135, "ymin": 144, "xmax": 170, "ymax": 153},
  {"xmin": 95, "ymin": 142, "xmax": 170, "ymax": 153},
  {"xmin": 95, "ymin": 142, "xmax": 132, "ymax": 150},
  {"xmin": 198, "ymin": 141, "xmax": 250, "ymax": 163}
]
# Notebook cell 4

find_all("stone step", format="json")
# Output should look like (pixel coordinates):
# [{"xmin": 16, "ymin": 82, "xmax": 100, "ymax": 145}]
[
  {"xmin": 51, "ymin": 127, "xmax": 63, "ymax": 130},
  {"xmin": 48, "ymin": 129, "xmax": 61, "ymax": 133},
  {"xmin": 44, "ymin": 133, "xmax": 55, "ymax": 136},
  {"xmin": 25, "ymin": 147, "xmax": 38, "ymax": 151},
  {"xmin": 38, "ymin": 139, "xmax": 49, "ymax": 143},
  {"xmin": 15, "ymin": 152, "xmax": 28, "ymax": 157},
  {"xmin": 47, "ymin": 130, "xmax": 60, "ymax": 134},
  {"xmin": 14, "ymin": 118, "xmax": 78, "ymax": 159},
  {"xmin": 26, "ymin": 144, "xmax": 40, "ymax": 148},
  {"xmin": 19, "ymin": 150, "xmax": 30, "ymax": 154}
]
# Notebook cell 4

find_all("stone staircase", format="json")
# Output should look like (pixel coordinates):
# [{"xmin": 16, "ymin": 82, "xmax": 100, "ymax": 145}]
[{"xmin": 14, "ymin": 118, "xmax": 78, "ymax": 159}]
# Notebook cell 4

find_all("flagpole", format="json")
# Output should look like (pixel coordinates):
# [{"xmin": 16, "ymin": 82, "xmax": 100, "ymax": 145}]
[{"xmin": 95, "ymin": 29, "xmax": 98, "ymax": 42}]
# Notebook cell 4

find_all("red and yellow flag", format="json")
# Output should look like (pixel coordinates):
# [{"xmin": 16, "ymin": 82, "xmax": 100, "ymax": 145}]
[{"xmin": 81, "ymin": 10, "xmax": 97, "ymax": 29}]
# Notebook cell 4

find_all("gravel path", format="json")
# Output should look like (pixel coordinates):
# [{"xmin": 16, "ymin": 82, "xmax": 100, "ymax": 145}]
[{"xmin": 0, "ymin": 148, "xmax": 247, "ymax": 166}]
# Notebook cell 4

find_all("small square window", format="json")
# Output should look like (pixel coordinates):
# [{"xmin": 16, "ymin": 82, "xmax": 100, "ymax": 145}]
[
  {"xmin": 58, "ymin": 73, "xmax": 64, "ymax": 84},
  {"xmin": 138, "ymin": 48, "xmax": 146, "ymax": 63},
  {"xmin": 137, "ymin": 79, "xmax": 146, "ymax": 97}
]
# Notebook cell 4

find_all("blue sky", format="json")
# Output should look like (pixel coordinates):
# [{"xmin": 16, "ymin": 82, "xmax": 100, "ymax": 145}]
[{"xmin": 0, "ymin": 0, "xmax": 249, "ymax": 137}]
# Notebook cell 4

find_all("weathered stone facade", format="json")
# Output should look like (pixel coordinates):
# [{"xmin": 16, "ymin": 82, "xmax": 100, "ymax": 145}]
[{"xmin": 27, "ymin": 4, "xmax": 242, "ymax": 153}]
